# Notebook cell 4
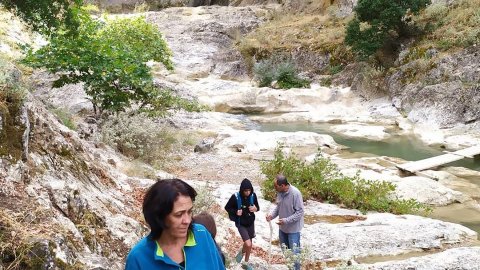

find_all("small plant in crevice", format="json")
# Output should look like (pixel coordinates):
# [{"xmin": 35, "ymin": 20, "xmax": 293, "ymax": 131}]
[
  {"xmin": 333, "ymin": 263, "xmax": 364, "ymax": 270},
  {"xmin": 51, "ymin": 108, "xmax": 77, "ymax": 130},
  {"xmin": 281, "ymin": 243, "xmax": 313, "ymax": 270},
  {"xmin": 320, "ymin": 76, "xmax": 332, "ymax": 87}
]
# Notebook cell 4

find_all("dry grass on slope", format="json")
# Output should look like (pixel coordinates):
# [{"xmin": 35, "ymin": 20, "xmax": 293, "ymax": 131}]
[
  {"xmin": 237, "ymin": 12, "xmax": 350, "ymax": 59},
  {"xmin": 404, "ymin": 0, "xmax": 480, "ymax": 62}
]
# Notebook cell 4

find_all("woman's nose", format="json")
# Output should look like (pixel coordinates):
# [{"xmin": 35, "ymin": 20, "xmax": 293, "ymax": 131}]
[{"xmin": 183, "ymin": 213, "xmax": 192, "ymax": 224}]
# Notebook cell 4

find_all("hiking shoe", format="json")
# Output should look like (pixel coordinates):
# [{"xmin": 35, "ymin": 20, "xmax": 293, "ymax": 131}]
[
  {"xmin": 242, "ymin": 263, "xmax": 253, "ymax": 270},
  {"xmin": 235, "ymin": 248, "xmax": 243, "ymax": 263}
]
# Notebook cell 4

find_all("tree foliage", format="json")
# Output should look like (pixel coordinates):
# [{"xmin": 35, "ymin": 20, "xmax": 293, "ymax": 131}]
[
  {"xmin": 345, "ymin": 0, "xmax": 431, "ymax": 59},
  {"xmin": 0, "ymin": 0, "xmax": 83, "ymax": 36},
  {"xmin": 23, "ymin": 12, "xmax": 192, "ymax": 114}
]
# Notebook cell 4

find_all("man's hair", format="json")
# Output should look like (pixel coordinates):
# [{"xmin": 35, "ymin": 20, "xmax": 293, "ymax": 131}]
[
  {"xmin": 193, "ymin": 212, "xmax": 217, "ymax": 238},
  {"xmin": 143, "ymin": 178, "xmax": 197, "ymax": 240},
  {"xmin": 275, "ymin": 174, "xmax": 289, "ymax": 186}
]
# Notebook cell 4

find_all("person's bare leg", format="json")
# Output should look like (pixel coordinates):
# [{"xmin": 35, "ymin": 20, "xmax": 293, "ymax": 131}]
[{"xmin": 243, "ymin": 239, "xmax": 252, "ymax": 262}]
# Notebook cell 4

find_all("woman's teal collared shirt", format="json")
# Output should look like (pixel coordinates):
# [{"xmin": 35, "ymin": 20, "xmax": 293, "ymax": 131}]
[{"xmin": 125, "ymin": 223, "xmax": 225, "ymax": 270}]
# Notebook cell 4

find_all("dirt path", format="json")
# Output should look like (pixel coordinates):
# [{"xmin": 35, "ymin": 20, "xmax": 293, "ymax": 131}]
[{"xmin": 169, "ymin": 150, "xmax": 265, "ymax": 185}]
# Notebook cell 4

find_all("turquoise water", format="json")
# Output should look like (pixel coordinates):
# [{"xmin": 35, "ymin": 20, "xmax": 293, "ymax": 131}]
[{"xmin": 257, "ymin": 122, "xmax": 480, "ymax": 171}]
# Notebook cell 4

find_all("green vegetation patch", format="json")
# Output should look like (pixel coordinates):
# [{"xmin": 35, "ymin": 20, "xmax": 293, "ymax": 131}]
[
  {"xmin": 23, "ymin": 10, "xmax": 202, "ymax": 116},
  {"xmin": 260, "ymin": 145, "xmax": 431, "ymax": 215},
  {"xmin": 253, "ymin": 57, "xmax": 310, "ymax": 89},
  {"xmin": 345, "ymin": 0, "xmax": 431, "ymax": 59},
  {"xmin": 51, "ymin": 108, "xmax": 77, "ymax": 130},
  {"xmin": 101, "ymin": 112, "xmax": 202, "ymax": 169}
]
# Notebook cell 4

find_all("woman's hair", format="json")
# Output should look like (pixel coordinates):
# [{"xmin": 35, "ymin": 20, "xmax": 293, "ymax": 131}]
[
  {"xmin": 143, "ymin": 178, "xmax": 197, "ymax": 240},
  {"xmin": 193, "ymin": 212, "xmax": 217, "ymax": 238}
]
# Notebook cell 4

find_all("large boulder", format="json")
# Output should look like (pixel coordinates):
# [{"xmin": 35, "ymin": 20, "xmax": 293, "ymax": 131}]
[
  {"xmin": 191, "ymin": 0, "xmax": 230, "ymax": 6},
  {"xmin": 86, "ymin": 0, "xmax": 230, "ymax": 12}
]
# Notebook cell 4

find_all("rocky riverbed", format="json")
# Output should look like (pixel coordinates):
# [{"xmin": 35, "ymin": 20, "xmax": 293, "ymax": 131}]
[{"xmin": 3, "ymin": 3, "xmax": 480, "ymax": 270}]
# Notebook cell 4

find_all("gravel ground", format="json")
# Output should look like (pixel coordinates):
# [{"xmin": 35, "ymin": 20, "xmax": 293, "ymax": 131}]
[{"xmin": 169, "ymin": 149, "xmax": 266, "ymax": 185}]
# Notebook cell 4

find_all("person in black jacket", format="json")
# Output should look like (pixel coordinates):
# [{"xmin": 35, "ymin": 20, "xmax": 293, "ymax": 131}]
[{"xmin": 224, "ymin": 178, "xmax": 260, "ymax": 270}]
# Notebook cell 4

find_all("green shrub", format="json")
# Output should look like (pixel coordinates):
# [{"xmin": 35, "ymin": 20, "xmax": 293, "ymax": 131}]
[
  {"xmin": 260, "ymin": 145, "xmax": 430, "ymax": 215},
  {"xmin": 101, "ymin": 113, "xmax": 176, "ymax": 165},
  {"xmin": 345, "ymin": 0, "xmax": 431, "ymax": 59},
  {"xmin": 424, "ymin": 3, "xmax": 449, "ymax": 18},
  {"xmin": 281, "ymin": 243, "xmax": 312, "ymax": 270},
  {"xmin": 101, "ymin": 112, "xmax": 201, "ymax": 168},
  {"xmin": 253, "ymin": 57, "xmax": 278, "ymax": 87},
  {"xmin": 260, "ymin": 145, "xmax": 340, "ymax": 201},
  {"xmin": 143, "ymin": 88, "xmax": 208, "ymax": 117},
  {"xmin": 253, "ymin": 58, "xmax": 310, "ymax": 89}
]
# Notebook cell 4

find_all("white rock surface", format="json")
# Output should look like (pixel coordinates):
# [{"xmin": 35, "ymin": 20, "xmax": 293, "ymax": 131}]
[
  {"xmin": 359, "ymin": 247, "xmax": 480, "ymax": 270},
  {"xmin": 394, "ymin": 176, "xmax": 464, "ymax": 206},
  {"xmin": 215, "ymin": 129, "xmax": 339, "ymax": 153},
  {"xmin": 304, "ymin": 213, "xmax": 477, "ymax": 261},
  {"xmin": 330, "ymin": 123, "xmax": 390, "ymax": 141}
]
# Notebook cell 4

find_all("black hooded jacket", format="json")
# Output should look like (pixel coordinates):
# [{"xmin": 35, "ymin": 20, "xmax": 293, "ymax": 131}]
[{"xmin": 224, "ymin": 179, "xmax": 260, "ymax": 227}]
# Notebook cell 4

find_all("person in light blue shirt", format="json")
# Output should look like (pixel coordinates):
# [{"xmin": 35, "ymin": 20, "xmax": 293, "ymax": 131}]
[
  {"xmin": 266, "ymin": 174, "xmax": 304, "ymax": 270},
  {"xmin": 125, "ymin": 179, "xmax": 225, "ymax": 270}
]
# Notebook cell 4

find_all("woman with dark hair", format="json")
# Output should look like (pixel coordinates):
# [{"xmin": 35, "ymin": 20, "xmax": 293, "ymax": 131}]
[{"xmin": 126, "ymin": 179, "xmax": 225, "ymax": 270}]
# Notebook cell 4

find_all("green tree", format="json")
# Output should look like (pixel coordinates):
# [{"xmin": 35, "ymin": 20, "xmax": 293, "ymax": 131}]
[
  {"xmin": 24, "ymin": 12, "xmax": 189, "ymax": 114},
  {"xmin": 345, "ymin": 0, "xmax": 431, "ymax": 59},
  {"xmin": 0, "ymin": 0, "xmax": 83, "ymax": 36}
]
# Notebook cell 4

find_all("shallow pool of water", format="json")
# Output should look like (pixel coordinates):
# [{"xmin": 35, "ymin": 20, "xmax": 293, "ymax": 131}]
[{"xmin": 257, "ymin": 122, "xmax": 480, "ymax": 171}]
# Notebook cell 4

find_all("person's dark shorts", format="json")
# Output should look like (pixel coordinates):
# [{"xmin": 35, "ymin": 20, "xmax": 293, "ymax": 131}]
[{"xmin": 238, "ymin": 223, "xmax": 255, "ymax": 241}]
